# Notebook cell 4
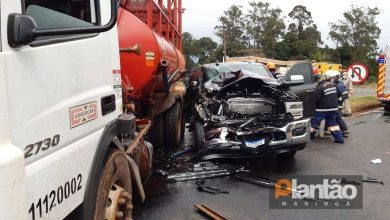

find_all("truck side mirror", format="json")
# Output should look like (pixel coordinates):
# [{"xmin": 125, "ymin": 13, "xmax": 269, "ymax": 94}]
[
  {"xmin": 7, "ymin": 14, "xmax": 38, "ymax": 47},
  {"xmin": 7, "ymin": 0, "xmax": 118, "ymax": 48},
  {"xmin": 283, "ymin": 75, "xmax": 305, "ymax": 86}
]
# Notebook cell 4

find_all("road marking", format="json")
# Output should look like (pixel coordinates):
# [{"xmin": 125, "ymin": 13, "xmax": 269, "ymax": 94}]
[{"xmin": 345, "ymin": 107, "xmax": 383, "ymax": 119}]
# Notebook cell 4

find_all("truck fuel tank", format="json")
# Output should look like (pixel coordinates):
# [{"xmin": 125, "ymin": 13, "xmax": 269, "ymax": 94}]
[{"xmin": 118, "ymin": 7, "xmax": 186, "ymax": 100}]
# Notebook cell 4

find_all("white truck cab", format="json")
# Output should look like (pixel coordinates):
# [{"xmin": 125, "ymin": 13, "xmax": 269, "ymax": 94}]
[{"xmin": 1, "ymin": 1, "xmax": 149, "ymax": 219}]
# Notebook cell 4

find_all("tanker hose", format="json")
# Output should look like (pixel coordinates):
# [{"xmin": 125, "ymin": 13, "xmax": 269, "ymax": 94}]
[{"xmin": 161, "ymin": 59, "xmax": 170, "ymax": 94}]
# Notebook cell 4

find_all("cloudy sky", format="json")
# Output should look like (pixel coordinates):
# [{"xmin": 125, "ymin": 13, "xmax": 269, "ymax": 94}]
[{"xmin": 182, "ymin": 0, "xmax": 389, "ymax": 50}]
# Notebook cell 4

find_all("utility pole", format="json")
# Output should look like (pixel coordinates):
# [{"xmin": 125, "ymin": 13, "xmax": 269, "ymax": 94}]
[{"xmin": 223, "ymin": 30, "xmax": 227, "ymax": 63}]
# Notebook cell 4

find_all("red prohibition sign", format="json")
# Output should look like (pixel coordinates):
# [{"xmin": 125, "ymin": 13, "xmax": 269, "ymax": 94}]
[{"xmin": 346, "ymin": 63, "xmax": 369, "ymax": 84}]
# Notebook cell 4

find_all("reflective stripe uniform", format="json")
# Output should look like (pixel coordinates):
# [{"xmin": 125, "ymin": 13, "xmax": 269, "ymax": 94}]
[
  {"xmin": 315, "ymin": 80, "xmax": 338, "ymax": 112},
  {"xmin": 335, "ymin": 80, "xmax": 349, "ymax": 133},
  {"xmin": 311, "ymin": 79, "xmax": 344, "ymax": 143}
]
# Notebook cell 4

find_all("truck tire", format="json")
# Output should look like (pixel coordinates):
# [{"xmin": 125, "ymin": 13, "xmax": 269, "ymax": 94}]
[
  {"xmin": 149, "ymin": 114, "xmax": 164, "ymax": 150},
  {"xmin": 193, "ymin": 121, "xmax": 205, "ymax": 149},
  {"xmin": 94, "ymin": 149, "xmax": 133, "ymax": 220},
  {"xmin": 163, "ymin": 102, "xmax": 184, "ymax": 151}
]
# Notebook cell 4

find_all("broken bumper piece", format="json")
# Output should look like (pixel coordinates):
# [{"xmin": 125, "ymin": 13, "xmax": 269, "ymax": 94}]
[{"xmin": 198, "ymin": 118, "xmax": 310, "ymax": 160}]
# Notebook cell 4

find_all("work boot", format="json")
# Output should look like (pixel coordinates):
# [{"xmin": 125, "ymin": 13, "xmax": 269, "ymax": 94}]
[
  {"xmin": 342, "ymin": 130, "xmax": 350, "ymax": 137},
  {"xmin": 310, "ymin": 130, "xmax": 318, "ymax": 139},
  {"xmin": 319, "ymin": 133, "xmax": 331, "ymax": 139}
]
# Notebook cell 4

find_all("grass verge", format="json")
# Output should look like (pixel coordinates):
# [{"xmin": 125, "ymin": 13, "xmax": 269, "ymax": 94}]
[{"xmin": 350, "ymin": 96, "xmax": 380, "ymax": 113}]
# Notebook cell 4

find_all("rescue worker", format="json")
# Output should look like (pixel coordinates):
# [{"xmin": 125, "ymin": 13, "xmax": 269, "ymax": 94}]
[
  {"xmin": 334, "ymin": 71, "xmax": 350, "ymax": 137},
  {"xmin": 314, "ymin": 73, "xmax": 322, "ymax": 85},
  {"xmin": 311, "ymin": 70, "xmax": 344, "ymax": 143},
  {"xmin": 313, "ymin": 66, "xmax": 320, "ymax": 75},
  {"xmin": 313, "ymin": 73, "xmax": 328, "ymax": 138},
  {"xmin": 267, "ymin": 62, "xmax": 281, "ymax": 78},
  {"xmin": 342, "ymin": 72, "xmax": 353, "ymax": 117}
]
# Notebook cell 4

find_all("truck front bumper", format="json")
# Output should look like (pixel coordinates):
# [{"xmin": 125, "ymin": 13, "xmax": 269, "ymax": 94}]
[{"xmin": 198, "ymin": 118, "xmax": 311, "ymax": 160}]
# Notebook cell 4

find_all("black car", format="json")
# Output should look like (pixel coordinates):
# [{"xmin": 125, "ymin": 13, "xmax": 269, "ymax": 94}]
[{"xmin": 186, "ymin": 61, "xmax": 316, "ymax": 160}]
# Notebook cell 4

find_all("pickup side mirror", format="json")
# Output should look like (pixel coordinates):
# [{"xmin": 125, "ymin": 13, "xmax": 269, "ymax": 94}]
[
  {"xmin": 7, "ymin": 0, "xmax": 118, "ymax": 47},
  {"xmin": 7, "ymin": 14, "xmax": 38, "ymax": 47},
  {"xmin": 283, "ymin": 75, "xmax": 305, "ymax": 86}
]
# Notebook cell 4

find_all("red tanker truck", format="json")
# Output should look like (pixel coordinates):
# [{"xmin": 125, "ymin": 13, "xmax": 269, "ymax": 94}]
[{"xmin": 118, "ymin": 0, "xmax": 186, "ymax": 150}]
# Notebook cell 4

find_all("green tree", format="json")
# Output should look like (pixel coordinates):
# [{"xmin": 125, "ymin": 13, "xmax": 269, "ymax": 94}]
[
  {"xmin": 329, "ymin": 5, "xmax": 381, "ymax": 61},
  {"xmin": 182, "ymin": 32, "xmax": 197, "ymax": 71},
  {"xmin": 329, "ymin": 5, "xmax": 381, "ymax": 83},
  {"xmin": 182, "ymin": 32, "xmax": 219, "ymax": 69},
  {"xmin": 288, "ymin": 5, "xmax": 314, "ymax": 35},
  {"xmin": 274, "ymin": 41, "xmax": 290, "ymax": 61},
  {"xmin": 245, "ymin": 1, "xmax": 285, "ymax": 58},
  {"xmin": 214, "ymin": 5, "xmax": 247, "ymax": 57},
  {"xmin": 195, "ymin": 37, "xmax": 218, "ymax": 64},
  {"xmin": 280, "ymin": 5, "xmax": 322, "ymax": 60}
]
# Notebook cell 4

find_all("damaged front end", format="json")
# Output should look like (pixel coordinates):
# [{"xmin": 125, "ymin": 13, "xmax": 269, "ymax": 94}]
[{"xmin": 191, "ymin": 68, "xmax": 310, "ymax": 160}]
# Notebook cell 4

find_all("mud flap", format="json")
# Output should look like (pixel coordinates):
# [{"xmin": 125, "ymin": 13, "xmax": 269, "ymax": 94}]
[
  {"xmin": 112, "ymin": 137, "xmax": 146, "ymax": 202},
  {"xmin": 125, "ymin": 155, "xmax": 146, "ymax": 202}
]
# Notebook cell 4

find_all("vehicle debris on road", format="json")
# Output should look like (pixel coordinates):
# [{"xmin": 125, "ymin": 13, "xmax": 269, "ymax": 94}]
[
  {"xmin": 363, "ymin": 176, "xmax": 384, "ymax": 185},
  {"xmin": 167, "ymin": 162, "xmax": 231, "ymax": 182},
  {"xmin": 370, "ymin": 158, "xmax": 382, "ymax": 164},
  {"xmin": 169, "ymin": 145, "xmax": 196, "ymax": 160},
  {"xmin": 196, "ymin": 180, "xmax": 229, "ymax": 195},
  {"xmin": 194, "ymin": 204, "xmax": 227, "ymax": 220}
]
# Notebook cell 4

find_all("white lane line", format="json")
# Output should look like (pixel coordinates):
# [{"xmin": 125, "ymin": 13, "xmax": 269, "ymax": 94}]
[{"xmin": 345, "ymin": 107, "xmax": 383, "ymax": 119}]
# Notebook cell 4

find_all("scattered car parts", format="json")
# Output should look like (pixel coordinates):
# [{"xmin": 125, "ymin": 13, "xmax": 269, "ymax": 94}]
[
  {"xmin": 167, "ymin": 162, "xmax": 230, "ymax": 182},
  {"xmin": 363, "ymin": 176, "xmax": 384, "ymax": 185},
  {"xmin": 370, "ymin": 158, "xmax": 382, "ymax": 164},
  {"xmin": 194, "ymin": 204, "xmax": 227, "ymax": 220},
  {"xmin": 196, "ymin": 180, "xmax": 229, "ymax": 195}
]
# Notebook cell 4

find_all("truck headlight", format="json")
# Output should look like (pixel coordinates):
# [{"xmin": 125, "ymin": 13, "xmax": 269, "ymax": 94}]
[{"xmin": 285, "ymin": 102, "xmax": 303, "ymax": 119}]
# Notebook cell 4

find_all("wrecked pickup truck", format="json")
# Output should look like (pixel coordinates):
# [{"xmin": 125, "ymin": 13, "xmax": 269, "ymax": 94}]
[{"xmin": 186, "ymin": 62, "xmax": 316, "ymax": 160}]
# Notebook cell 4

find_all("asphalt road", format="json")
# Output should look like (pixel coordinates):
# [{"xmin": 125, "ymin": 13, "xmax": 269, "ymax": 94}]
[{"xmin": 133, "ymin": 109, "xmax": 390, "ymax": 220}]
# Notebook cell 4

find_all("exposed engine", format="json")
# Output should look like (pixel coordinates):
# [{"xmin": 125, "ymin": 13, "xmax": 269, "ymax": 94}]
[
  {"xmin": 226, "ymin": 97, "xmax": 275, "ymax": 116},
  {"xmin": 195, "ymin": 76, "xmax": 300, "ymax": 128}
]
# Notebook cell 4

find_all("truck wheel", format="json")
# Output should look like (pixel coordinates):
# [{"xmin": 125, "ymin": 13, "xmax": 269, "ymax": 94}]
[
  {"xmin": 163, "ymin": 102, "xmax": 184, "ymax": 151},
  {"xmin": 94, "ymin": 149, "xmax": 133, "ymax": 220},
  {"xmin": 149, "ymin": 114, "xmax": 164, "ymax": 150},
  {"xmin": 193, "ymin": 121, "xmax": 205, "ymax": 149},
  {"xmin": 384, "ymin": 105, "xmax": 390, "ymax": 112}
]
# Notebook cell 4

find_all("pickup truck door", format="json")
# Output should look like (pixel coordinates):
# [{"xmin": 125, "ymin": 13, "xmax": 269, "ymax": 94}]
[{"xmin": 284, "ymin": 62, "xmax": 316, "ymax": 118}]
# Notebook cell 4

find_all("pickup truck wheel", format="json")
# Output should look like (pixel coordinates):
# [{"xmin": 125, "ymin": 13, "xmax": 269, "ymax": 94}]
[
  {"xmin": 149, "ymin": 114, "xmax": 164, "ymax": 150},
  {"xmin": 163, "ymin": 102, "xmax": 184, "ymax": 151},
  {"xmin": 277, "ymin": 151, "xmax": 297, "ymax": 160},
  {"xmin": 193, "ymin": 121, "xmax": 205, "ymax": 149},
  {"xmin": 384, "ymin": 105, "xmax": 390, "ymax": 112},
  {"xmin": 94, "ymin": 149, "xmax": 133, "ymax": 220}
]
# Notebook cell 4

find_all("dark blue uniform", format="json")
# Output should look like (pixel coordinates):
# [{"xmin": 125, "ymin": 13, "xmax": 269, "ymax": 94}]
[
  {"xmin": 335, "ymin": 80, "xmax": 349, "ymax": 133},
  {"xmin": 311, "ymin": 80, "xmax": 344, "ymax": 143}
]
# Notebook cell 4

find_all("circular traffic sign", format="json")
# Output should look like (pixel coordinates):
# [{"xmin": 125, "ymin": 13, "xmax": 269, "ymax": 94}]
[{"xmin": 346, "ymin": 63, "xmax": 369, "ymax": 84}]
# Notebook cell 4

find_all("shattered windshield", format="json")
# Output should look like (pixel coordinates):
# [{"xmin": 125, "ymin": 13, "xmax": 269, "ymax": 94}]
[{"xmin": 204, "ymin": 63, "xmax": 273, "ymax": 82}]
